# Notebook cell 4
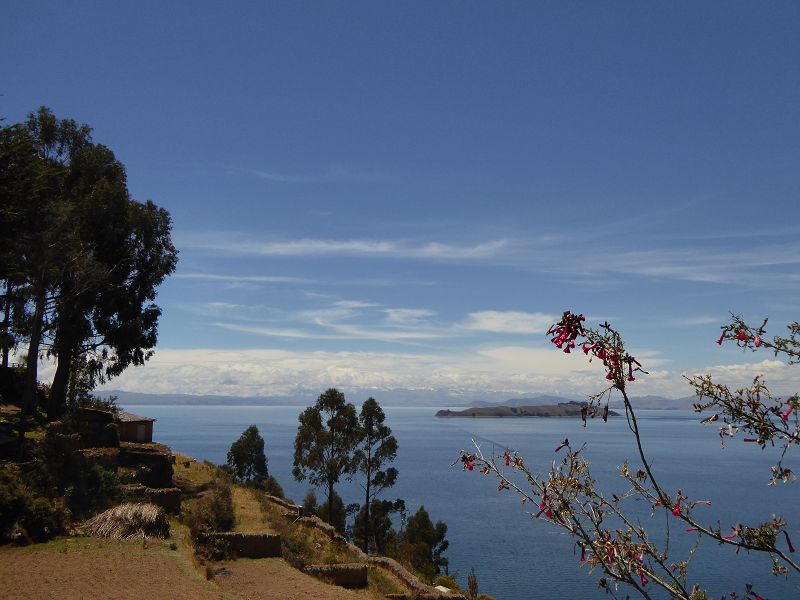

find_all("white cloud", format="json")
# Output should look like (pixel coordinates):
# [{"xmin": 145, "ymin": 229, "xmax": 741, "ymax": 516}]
[
  {"xmin": 174, "ymin": 273, "xmax": 310, "ymax": 284},
  {"xmin": 384, "ymin": 308, "xmax": 436, "ymax": 325},
  {"xmin": 79, "ymin": 344, "xmax": 799, "ymax": 401},
  {"xmin": 462, "ymin": 311, "xmax": 556, "ymax": 334},
  {"xmin": 179, "ymin": 234, "xmax": 510, "ymax": 261},
  {"xmin": 235, "ymin": 166, "xmax": 389, "ymax": 184}
]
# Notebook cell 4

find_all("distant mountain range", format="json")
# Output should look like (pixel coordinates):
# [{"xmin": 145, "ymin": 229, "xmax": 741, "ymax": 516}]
[{"xmin": 105, "ymin": 389, "xmax": 699, "ymax": 410}]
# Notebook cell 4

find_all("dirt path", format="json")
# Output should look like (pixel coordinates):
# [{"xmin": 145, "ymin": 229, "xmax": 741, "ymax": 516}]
[
  {"xmin": 232, "ymin": 486, "xmax": 273, "ymax": 533},
  {"xmin": 214, "ymin": 558, "xmax": 382, "ymax": 600}
]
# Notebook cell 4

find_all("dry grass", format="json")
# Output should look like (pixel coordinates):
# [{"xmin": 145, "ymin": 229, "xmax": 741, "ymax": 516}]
[
  {"xmin": 83, "ymin": 502, "xmax": 170, "ymax": 540},
  {"xmin": 173, "ymin": 453, "xmax": 217, "ymax": 485},
  {"xmin": 232, "ymin": 486, "xmax": 272, "ymax": 533}
]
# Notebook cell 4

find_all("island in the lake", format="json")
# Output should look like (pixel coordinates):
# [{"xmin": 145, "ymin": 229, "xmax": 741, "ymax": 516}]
[{"xmin": 435, "ymin": 400, "xmax": 620, "ymax": 418}]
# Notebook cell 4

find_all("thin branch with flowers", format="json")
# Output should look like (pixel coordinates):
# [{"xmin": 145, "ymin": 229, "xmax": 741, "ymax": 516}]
[{"xmin": 456, "ymin": 311, "xmax": 798, "ymax": 599}]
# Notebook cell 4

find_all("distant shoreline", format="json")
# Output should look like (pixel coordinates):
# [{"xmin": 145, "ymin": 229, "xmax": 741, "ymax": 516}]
[{"xmin": 435, "ymin": 401, "xmax": 620, "ymax": 418}]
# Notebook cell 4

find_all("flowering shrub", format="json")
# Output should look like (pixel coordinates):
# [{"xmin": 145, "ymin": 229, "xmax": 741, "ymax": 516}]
[{"xmin": 458, "ymin": 311, "xmax": 798, "ymax": 599}]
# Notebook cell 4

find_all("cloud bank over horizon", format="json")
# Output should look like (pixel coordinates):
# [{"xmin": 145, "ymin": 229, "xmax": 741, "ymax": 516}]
[{"xmin": 78, "ymin": 346, "xmax": 800, "ymax": 402}]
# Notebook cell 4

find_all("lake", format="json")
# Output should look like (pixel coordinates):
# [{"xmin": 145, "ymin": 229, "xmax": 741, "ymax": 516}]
[{"xmin": 124, "ymin": 403, "xmax": 799, "ymax": 599}]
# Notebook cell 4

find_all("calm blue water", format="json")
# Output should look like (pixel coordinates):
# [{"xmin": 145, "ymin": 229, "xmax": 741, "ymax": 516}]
[{"xmin": 125, "ymin": 404, "xmax": 799, "ymax": 600}]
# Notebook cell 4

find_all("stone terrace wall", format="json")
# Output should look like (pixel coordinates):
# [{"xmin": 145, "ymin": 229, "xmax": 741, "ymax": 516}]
[
  {"xmin": 304, "ymin": 563, "xmax": 368, "ymax": 588},
  {"xmin": 198, "ymin": 532, "xmax": 281, "ymax": 558},
  {"xmin": 263, "ymin": 494, "xmax": 302, "ymax": 517},
  {"xmin": 261, "ymin": 495, "xmax": 466, "ymax": 599},
  {"xmin": 121, "ymin": 484, "xmax": 182, "ymax": 514}
]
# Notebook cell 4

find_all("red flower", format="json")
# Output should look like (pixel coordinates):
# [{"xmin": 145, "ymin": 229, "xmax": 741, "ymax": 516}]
[
  {"xmin": 672, "ymin": 498, "xmax": 681, "ymax": 517},
  {"xmin": 785, "ymin": 530, "xmax": 796, "ymax": 553},
  {"xmin": 782, "ymin": 406, "xmax": 794, "ymax": 421},
  {"xmin": 466, "ymin": 458, "xmax": 473, "ymax": 471},
  {"xmin": 505, "ymin": 452, "xmax": 510, "ymax": 467},
  {"xmin": 715, "ymin": 332, "xmax": 726, "ymax": 345},
  {"xmin": 639, "ymin": 569, "xmax": 648, "ymax": 586},
  {"xmin": 754, "ymin": 335, "xmax": 762, "ymax": 347},
  {"xmin": 737, "ymin": 330, "xmax": 748, "ymax": 341}
]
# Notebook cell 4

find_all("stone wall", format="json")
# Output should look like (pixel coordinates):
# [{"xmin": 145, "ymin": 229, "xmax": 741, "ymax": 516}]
[
  {"xmin": 304, "ymin": 563, "xmax": 368, "ymax": 588},
  {"xmin": 263, "ymin": 494, "xmax": 302, "ymax": 517},
  {"xmin": 197, "ymin": 532, "xmax": 282, "ymax": 558},
  {"xmin": 121, "ymin": 484, "xmax": 182, "ymax": 513},
  {"xmin": 259, "ymin": 496, "xmax": 466, "ymax": 599}
]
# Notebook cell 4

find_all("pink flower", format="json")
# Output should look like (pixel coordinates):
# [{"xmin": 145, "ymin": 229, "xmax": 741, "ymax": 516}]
[
  {"xmin": 785, "ymin": 530, "xmax": 796, "ymax": 553},
  {"xmin": 686, "ymin": 527, "xmax": 699, "ymax": 532},
  {"xmin": 639, "ymin": 569, "xmax": 649, "ymax": 586},
  {"xmin": 782, "ymin": 406, "xmax": 794, "ymax": 421},
  {"xmin": 754, "ymin": 335, "xmax": 762, "ymax": 347}
]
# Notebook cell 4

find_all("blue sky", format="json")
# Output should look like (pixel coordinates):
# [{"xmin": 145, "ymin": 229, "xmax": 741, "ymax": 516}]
[{"xmin": 4, "ymin": 2, "xmax": 800, "ymax": 400}]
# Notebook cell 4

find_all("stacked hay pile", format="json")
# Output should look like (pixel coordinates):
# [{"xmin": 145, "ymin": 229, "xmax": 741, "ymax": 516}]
[{"xmin": 83, "ymin": 502, "xmax": 170, "ymax": 539}]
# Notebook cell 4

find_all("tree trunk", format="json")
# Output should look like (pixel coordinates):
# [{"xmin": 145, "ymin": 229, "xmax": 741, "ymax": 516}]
[
  {"xmin": 363, "ymin": 444, "xmax": 372, "ymax": 553},
  {"xmin": 48, "ymin": 308, "xmax": 81, "ymax": 420},
  {"xmin": 1, "ymin": 279, "xmax": 10, "ymax": 368},
  {"xmin": 22, "ymin": 287, "xmax": 46, "ymax": 416},
  {"xmin": 19, "ymin": 286, "xmax": 46, "ymax": 457},
  {"xmin": 48, "ymin": 348, "xmax": 72, "ymax": 420},
  {"xmin": 328, "ymin": 480, "xmax": 335, "ymax": 525}
]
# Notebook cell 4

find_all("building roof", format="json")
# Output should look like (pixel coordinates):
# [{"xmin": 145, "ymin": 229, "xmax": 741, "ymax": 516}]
[{"xmin": 116, "ymin": 411, "xmax": 156, "ymax": 423}]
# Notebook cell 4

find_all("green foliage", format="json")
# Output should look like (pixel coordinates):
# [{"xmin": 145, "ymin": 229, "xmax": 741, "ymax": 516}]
[
  {"xmin": 302, "ymin": 489, "xmax": 319, "ymax": 516},
  {"xmin": 263, "ymin": 474, "xmax": 284, "ymax": 498},
  {"xmin": 182, "ymin": 476, "xmax": 235, "ymax": 537},
  {"xmin": 62, "ymin": 462, "xmax": 120, "ymax": 519},
  {"xmin": 226, "ymin": 425, "xmax": 268, "ymax": 485},
  {"xmin": 400, "ymin": 505, "xmax": 449, "ymax": 582},
  {"xmin": 0, "ymin": 107, "xmax": 178, "ymax": 421},
  {"xmin": 354, "ymin": 396, "xmax": 398, "ymax": 553},
  {"xmin": 293, "ymin": 388, "xmax": 359, "ymax": 525},
  {"xmin": 0, "ymin": 465, "xmax": 65, "ymax": 543},
  {"xmin": 353, "ymin": 498, "xmax": 404, "ymax": 555},
  {"xmin": 318, "ymin": 489, "xmax": 348, "ymax": 534}
]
